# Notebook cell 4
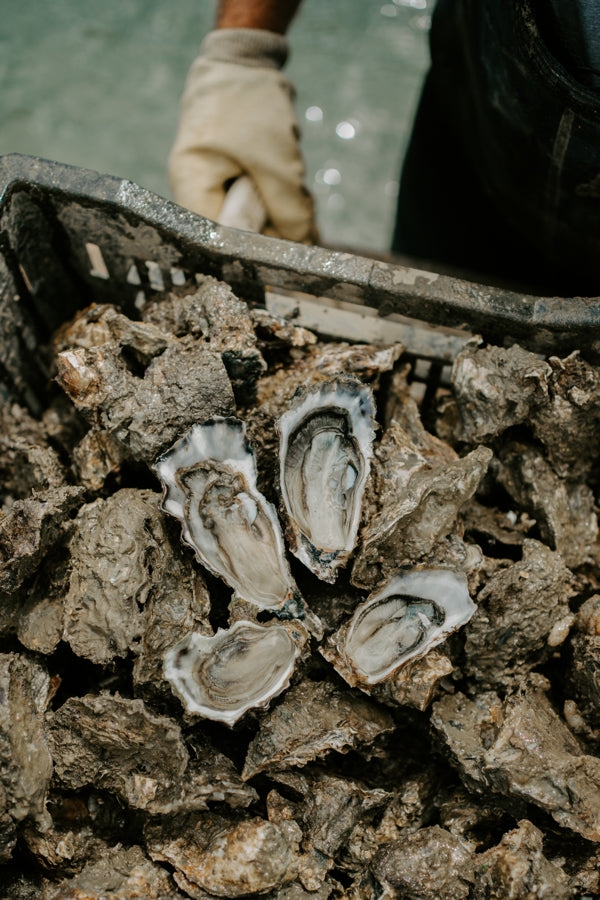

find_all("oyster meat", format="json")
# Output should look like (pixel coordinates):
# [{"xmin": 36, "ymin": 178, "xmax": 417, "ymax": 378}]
[
  {"xmin": 164, "ymin": 620, "xmax": 306, "ymax": 726},
  {"xmin": 278, "ymin": 378, "xmax": 375, "ymax": 582},
  {"xmin": 155, "ymin": 418, "xmax": 301, "ymax": 615},
  {"xmin": 323, "ymin": 568, "xmax": 476, "ymax": 688}
]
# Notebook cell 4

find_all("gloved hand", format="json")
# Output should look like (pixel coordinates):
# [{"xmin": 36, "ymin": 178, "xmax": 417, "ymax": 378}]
[{"xmin": 168, "ymin": 28, "xmax": 318, "ymax": 243}]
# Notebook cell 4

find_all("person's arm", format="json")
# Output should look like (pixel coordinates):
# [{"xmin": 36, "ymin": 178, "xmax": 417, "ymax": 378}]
[
  {"xmin": 167, "ymin": 0, "xmax": 316, "ymax": 242},
  {"xmin": 216, "ymin": 0, "xmax": 303, "ymax": 33}
]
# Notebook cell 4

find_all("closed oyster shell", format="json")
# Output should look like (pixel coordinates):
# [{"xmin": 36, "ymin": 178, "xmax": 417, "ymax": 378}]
[
  {"xmin": 322, "ymin": 568, "xmax": 475, "ymax": 688},
  {"xmin": 278, "ymin": 379, "xmax": 375, "ymax": 582},
  {"xmin": 164, "ymin": 620, "xmax": 307, "ymax": 726},
  {"xmin": 155, "ymin": 418, "xmax": 301, "ymax": 615}
]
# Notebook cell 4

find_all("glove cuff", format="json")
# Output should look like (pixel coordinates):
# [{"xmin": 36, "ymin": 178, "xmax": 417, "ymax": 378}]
[{"xmin": 200, "ymin": 28, "xmax": 289, "ymax": 70}]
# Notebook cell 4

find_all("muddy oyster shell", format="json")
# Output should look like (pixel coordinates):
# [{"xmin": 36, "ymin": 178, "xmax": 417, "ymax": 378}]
[
  {"xmin": 323, "ymin": 568, "xmax": 476, "ymax": 688},
  {"xmin": 278, "ymin": 378, "xmax": 376, "ymax": 582},
  {"xmin": 164, "ymin": 620, "xmax": 306, "ymax": 726},
  {"xmin": 154, "ymin": 418, "xmax": 301, "ymax": 614}
]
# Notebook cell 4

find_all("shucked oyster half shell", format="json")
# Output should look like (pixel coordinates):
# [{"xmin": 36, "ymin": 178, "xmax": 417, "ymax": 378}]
[
  {"xmin": 278, "ymin": 378, "xmax": 376, "ymax": 582},
  {"xmin": 164, "ymin": 620, "xmax": 306, "ymax": 726},
  {"xmin": 154, "ymin": 418, "xmax": 301, "ymax": 615},
  {"xmin": 322, "ymin": 568, "xmax": 476, "ymax": 688}
]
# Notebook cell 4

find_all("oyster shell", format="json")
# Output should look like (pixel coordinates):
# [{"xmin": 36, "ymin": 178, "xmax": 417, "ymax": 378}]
[
  {"xmin": 278, "ymin": 378, "xmax": 375, "ymax": 582},
  {"xmin": 164, "ymin": 620, "xmax": 306, "ymax": 726},
  {"xmin": 154, "ymin": 418, "xmax": 301, "ymax": 615},
  {"xmin": 323, "ymin": 568, "xmax": 475, "ymax": 688}
]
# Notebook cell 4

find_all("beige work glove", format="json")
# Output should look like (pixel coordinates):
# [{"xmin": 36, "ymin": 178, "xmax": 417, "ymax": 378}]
[{"xmin": 168, "ymin": 28, "xmax": 318, "ymax": 243}]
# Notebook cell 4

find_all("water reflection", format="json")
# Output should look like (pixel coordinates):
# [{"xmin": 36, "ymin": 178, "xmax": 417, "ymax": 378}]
[
  {"xmin": 305, "ymin": 106, "xmax": 324, "ymax": 123},
  {"xmin": 335, "ymin": 121, "xmax": 357, "ymax": 140}
]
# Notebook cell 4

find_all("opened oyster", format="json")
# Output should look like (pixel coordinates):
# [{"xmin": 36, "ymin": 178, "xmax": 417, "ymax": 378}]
[
  {"xmin": 164, "ymin": 620, "xmax": 306, "ymax": 726},
  {"xmin": 154, "ymin": 418, "xmax": 301, "ymax": 615},
  {"xmin": 322, "ymin": 568, "xmax": 476, "ymax": 688},
  {"xmin": 278, "ymin": 378, "xmax": 376, "ymax": 582}
]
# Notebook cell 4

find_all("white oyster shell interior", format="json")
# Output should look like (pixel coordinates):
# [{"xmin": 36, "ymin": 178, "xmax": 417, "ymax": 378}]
[
  {"xmin": 344, "ymin": 568, "xmax": 476, "ymax": 684},
  {"xmin": 164, "ymin": 621, "xmax": 302, "ymax": 726},
  {"xmin": 278, "ymin": 379, "xmax": 375, "ymax": 581},
  {"xmin": 154, "ymin": 419, "xmax": 298, "ymax": 611}
]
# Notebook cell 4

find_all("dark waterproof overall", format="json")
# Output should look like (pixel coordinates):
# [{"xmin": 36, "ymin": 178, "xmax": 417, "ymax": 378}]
[{"xmin": 393, "ymin": 0, "xmax": 600, "ymax": 295}]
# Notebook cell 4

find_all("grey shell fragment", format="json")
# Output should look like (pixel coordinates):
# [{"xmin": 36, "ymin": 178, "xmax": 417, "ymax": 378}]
[
  {"xmin": 0, "ymin": 402, "xmax": 66, "ymax": 502},
  {"xmin": 568, "ymin": 595, "xmax": 600, "ymax": 726},
  {"xmin": 72, "ymin": 428, "xmax": 125, "ymax": 491},
  {"xmin": 0, "ymin": 653, "xmax": 53, "ymax": 862},
  {"xmin": 52, "ymin": 303, "xmax": 171, "ymax": 360},
  {"xmin": 530, "ymin": 351, "xmax": 600, "ymax": 480},
  {"xmin": 142, "ymin": 276, "xmax": 267, "ymax": 404},
  {"xmin": 298, "ymin": 775, "xmax": 388, "ymax": 876},
  {"xmin": 369, "ymin": 649, "xmax": 454, "ymax": 711},
  {"xmin": 242, "ymin": 680, "xmax": 394, "ymax": 779},
  {"xmin": 343, "ymin": 770, "xmax": 438, "ymax": 873},
  {"xmin": 56, "ymin": 324, "xmax": 235, "ymax": 464},
  {"xmin": 464, "ymin": 539, "xmax": 573, "ymax": 690},
  {"xmin": 267, "ymin": 773, "xmax": 389, "ymax": 891},
  {"xmin": 370, "ymin": 826, "xmax": 475, "ymax": 900},
  {"xmin": 452, "ymin": 342, "xmax": 551, "ymax": 443},
  {"xmin": 22, "ymin": 815, "xmax": 107, "ymax": 877},
  {"xmin": 40, "ymin": 844, "xmax": 186, "ymax": 900},
  {"xmin": 46, "ymin": 694, "xmax": 253, "ymax": 815},
  {"xmin": 0, "ymin": 485, "xmax": 83, "ymax": 595},
  {"xmin": 352, "ymin": 446, "xmax": 492, "ymax": 589},
  {"xmin": 251, "ymin": 308, "xmax": 318, "ymax": 350},
  {"xmin": 437, "ymin": 788, "xmax": 519, "ymax": 849},
  {"xmin": 17, "ymin": 550, "xmax": 69, "ymax": 655},
  {"xmin": 431, "ymin": 687, "xmax": 600, "ymax": 841},
  {"xmin": 62, "ymin": 488, "xmax": 210, "ymax": 667},
  {"xmin": 452, "ymin": 345, "xmax": 600, "ymax": 482},
  {"xmin": 145, "ymin": 812, "xmax": 296, "ymax": 898},
  {"xmin": 62, "ymin": 489, "xmax": 157, "ymax": 663},
  {"xmin": 496, "ymin": 441, "xmax": 599, "ymax": 568},
  {"xmin": 471, "ymin": 819, "xmax": 570, "ymax": 900},
  {"xmin": 46, "ymin": 694, "xmax": 187, "ymax": 810}
]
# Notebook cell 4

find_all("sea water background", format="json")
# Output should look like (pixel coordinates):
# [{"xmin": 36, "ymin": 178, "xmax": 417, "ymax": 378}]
[{"xmin": 0, "ymin": 0, "xmax": 430, "ymax": 251}]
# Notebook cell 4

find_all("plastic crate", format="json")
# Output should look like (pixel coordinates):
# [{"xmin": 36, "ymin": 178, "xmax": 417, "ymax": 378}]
[{"xmin": 2, "ymin": 153, "xmax": 599, "ymax": 415}]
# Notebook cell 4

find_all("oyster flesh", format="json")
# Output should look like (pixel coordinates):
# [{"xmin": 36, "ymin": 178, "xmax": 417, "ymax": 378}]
[
  {"xmin": 323, "ymin": 568, "xmax": 476, "ymax": 688},
  {"xmin": 154, "ymin": 418, "xmax": 301, "ymax": 614},
  {"xmin": 278, "ymin": 378, "xmax": 375, "ymax": 582},
  {"xmin": 164, "ymin": 620, "xmax": 306, "ymax": 726}
]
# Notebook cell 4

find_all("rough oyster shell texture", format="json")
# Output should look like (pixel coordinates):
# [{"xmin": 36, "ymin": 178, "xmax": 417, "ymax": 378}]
[
  {"xmin": 6, "ymin": 279, "xmax": 600, "ymax": 900},
  {"xmin": 155, "ymin": 380, "xmax": 475, "ymax": 726}
]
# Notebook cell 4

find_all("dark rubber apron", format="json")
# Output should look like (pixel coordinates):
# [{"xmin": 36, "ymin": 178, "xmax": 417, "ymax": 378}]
[{"xmin": 393, "ymin": 0, "xmax": 600, "ymax": 295}]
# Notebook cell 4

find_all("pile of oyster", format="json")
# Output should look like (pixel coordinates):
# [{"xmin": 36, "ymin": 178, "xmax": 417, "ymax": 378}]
[{"xmin": 3, "ymin": 273, "xmax": 600, "ymax": 899}]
